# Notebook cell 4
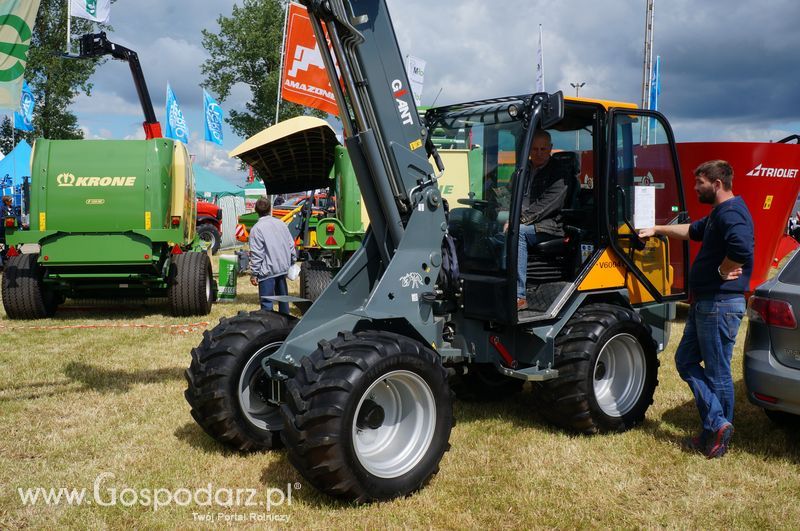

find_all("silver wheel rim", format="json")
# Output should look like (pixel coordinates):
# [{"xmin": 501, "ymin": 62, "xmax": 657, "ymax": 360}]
[
  {"xmin": 238, "ymin": 341, "xmax": 283, "ymax": 430},
  {"xmin": 592, "ymin": 333, "xmax": 646, "ymax": 417},
  {"xmin": 352, "ymin": 370, "xmax": 436, "ymax": 478}
]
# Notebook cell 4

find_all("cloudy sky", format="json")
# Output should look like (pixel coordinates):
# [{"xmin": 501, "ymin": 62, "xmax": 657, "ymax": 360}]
[{"xmin": 67, "ymin": 0, "xmax": 800, "ymax": 182}]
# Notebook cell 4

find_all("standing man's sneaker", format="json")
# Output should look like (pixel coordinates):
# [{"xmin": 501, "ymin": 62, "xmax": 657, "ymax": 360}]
[
  {"xmin": 705, "ymin": 422, "xmax": 734, "ymax": 459},
  {"xmin": 517, "ymin": 298, "xmax": 528, "ymax": 311}
]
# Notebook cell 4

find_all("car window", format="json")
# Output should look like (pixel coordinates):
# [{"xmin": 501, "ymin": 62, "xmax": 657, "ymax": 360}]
[{"xmin": 778, "ymin": 250, "xmax": 800, "ymax": 285}]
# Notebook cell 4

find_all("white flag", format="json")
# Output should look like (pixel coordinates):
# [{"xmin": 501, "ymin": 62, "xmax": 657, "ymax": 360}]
[
  {"xmin": 69, "ymin": 0, "xmax": 110, "ymax": 23},
  {"xmin": 536, "ymin": 25, "xmax": 545, "ymax": 92},
  {"xmin": 406, "ymin": 55, "xmax": 426, "ymax": 107}
]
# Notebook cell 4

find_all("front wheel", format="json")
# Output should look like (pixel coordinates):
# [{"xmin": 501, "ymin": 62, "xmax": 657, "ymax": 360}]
[
  {"xmin": 185, "ymin": 311, "xmax": 297, "ymax": 451},
  {"xmin": 281, "ymin": 330, "xmax": 453, "ymax": 503},
  {"xmin": 534, "ymin": 303, "xmax": 659, "ymax": 434}
]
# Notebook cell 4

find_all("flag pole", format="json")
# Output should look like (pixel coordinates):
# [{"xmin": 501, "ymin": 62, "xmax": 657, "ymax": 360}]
[
  {"xmin": 65, "ymin": 0, "xmax": 71, "ymax": 53},
  {"xmin": 274, "ymin": 0, "xmax": 290, "ymax": 126},
  {"xmin": 536, "ymin": 24, "xmax": 545, "ymax": 92}
]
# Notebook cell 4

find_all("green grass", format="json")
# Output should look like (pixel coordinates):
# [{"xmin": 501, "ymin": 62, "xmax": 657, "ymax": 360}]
[{"xmin": 1, "ymin": 265, "xmax": 799, "ymax": 529}]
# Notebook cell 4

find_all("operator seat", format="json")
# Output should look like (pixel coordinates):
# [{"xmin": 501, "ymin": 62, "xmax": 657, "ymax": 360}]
[{"xmin": 526, "ymin": 151, "xmax": 582, "ymax": 282}]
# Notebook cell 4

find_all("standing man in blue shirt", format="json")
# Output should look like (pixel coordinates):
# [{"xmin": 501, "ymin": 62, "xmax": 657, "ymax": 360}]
[
  {"xmin": 638, "ymin": 160, "xmax": 754, "ymax": 458},
  {"xmin": 248, "ymin": 197, "xmax": 296, "ymax": 314}
]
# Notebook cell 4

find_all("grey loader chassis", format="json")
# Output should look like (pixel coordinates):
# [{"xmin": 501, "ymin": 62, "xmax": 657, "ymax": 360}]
[{"xmin": 184, "ymin": 0, "xmax": 671, "ymax": 504}]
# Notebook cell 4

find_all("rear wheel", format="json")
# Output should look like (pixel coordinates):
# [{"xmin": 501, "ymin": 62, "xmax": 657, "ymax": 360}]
[
  {"xmin": 534, "ymin": 303, "xmax": 659, "ymax": 434},
  {"xmin": 196, "ymin": 224, "xmax": 221, "ymax": 255},
  {"xmin": 1, "ymin": 253, "xmax": 58, "ymax": 319},
  {"xmin": 168, "ymin": 252, "xmax": 214, "ymax": 316},
  {"xmin": 298, "ymin": 261, "xmax": 334, "ymax": 301},
  {"xmin": 185, "ymin": 311, "xmax": 296, "ymax": 451},
  {"xmin": 281, "ymin": 330, "xmax": 453, "ymax": 502}
]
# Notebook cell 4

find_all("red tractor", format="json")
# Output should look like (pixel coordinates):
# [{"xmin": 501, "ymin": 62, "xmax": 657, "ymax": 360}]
[{"xmin": 196, "ymin": 200, "xmax": 223, "ymax": 255}]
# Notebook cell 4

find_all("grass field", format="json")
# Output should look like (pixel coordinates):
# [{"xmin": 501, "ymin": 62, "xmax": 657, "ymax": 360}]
[{"xmin": 1, "ymin": 262, "xmax": 799, "ymax": 529}]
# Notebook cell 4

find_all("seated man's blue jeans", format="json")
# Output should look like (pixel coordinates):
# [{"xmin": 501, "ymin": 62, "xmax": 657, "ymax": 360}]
[
  {"xmin": 258, "ymin": 275, "xmax": 289, "ymax": 314},
  {"xmin": 675, "ymin": 297, "xmax": 746, "ymax": 434},
  {"xmin": 517, "ymin": 224, "xmax": 549, "ymax": 298}
]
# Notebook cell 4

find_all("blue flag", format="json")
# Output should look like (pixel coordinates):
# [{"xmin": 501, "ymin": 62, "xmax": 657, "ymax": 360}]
[
  {"xmin": 648, "ymin": 56, "xmax": 661, "ymax": 111},
  {"xmin": 165, "ymin": 84, "xmax": 189, "ymax": 144},
  {"xmin": 14, "ymin": 80, "xmax": 34, "ymax": 132},
  {"xmin": 203, "ymin": 89, "xmax": 224, "ymax": 146}
]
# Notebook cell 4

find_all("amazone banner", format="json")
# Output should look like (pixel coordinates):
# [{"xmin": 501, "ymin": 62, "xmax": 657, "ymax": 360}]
[
  {"xmin": 0, "ymin": 0, "xmax": 41, "ymax": 110},
  {"xmin": 280, "ymin": 2, "xmax": 339, "ymax": 116}
]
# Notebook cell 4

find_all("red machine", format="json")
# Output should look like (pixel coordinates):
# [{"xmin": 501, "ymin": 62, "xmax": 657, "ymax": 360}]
[{"xmin": 676, "ymin": 141, "xmax": 800, "ymax": 292}]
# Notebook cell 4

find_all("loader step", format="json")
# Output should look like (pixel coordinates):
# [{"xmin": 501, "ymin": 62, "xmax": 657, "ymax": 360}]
[{"xmin": 497, "ymin": 364, "xmax": 559, "ymax": 381}]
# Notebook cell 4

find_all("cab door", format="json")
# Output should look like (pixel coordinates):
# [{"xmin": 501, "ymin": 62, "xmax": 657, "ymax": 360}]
[{"xmin": 607, "ymin": 109, "xmax": 688, "ymax": 303}]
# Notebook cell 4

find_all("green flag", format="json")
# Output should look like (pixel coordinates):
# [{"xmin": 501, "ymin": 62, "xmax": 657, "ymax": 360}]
[{"xmin": 0, "ymin": 0, "xmax": 40, "ymax": 110}]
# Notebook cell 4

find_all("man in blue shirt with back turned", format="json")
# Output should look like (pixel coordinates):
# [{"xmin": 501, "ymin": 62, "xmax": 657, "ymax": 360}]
[{"xmin": 638, "ymin": 160, "xmax": 754, "ymax": 459}]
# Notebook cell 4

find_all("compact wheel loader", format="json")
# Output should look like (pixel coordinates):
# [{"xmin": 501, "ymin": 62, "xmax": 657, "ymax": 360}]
[{"xmin": 185, "ymin": 0, "xmax": 688, "ymax": 503}]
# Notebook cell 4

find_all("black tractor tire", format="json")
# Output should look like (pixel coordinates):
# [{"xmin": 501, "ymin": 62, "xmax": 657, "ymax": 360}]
[
  {"xmin": 450, "ymin": 363, "xmax": 524, "ymax": 401},
  {"xmin": 168, "ymin": 252, "xmax": 215, "ymax": 316},
  {"xmin": 1, "ymin": 253, "xmax": 58, "ymax": 319},
  {"xmin": 533, "ymin": 303, "xmax": 659, "ymax": 434},
  {"xmin": 185, "ymin": 310, "xmax": 297, "ymax": 451},
  {"xmin": 298, "ymin": 261, "xmax": 333, "ymax": 301},
  {"xmin": 196, "ymin": 224, "xmax": 221, "ymax": 255},
  {"xmin": 281, "ymin": 330, "xmax": 453, "ymax": 503}
]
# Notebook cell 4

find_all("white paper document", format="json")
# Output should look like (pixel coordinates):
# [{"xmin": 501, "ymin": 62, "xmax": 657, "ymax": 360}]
[{"xmin": 633, "ymin": 185, "xmax": 656, "ymax": 229}]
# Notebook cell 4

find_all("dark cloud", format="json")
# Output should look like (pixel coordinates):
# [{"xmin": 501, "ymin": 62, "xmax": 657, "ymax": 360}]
[{"xmin": 75, "ymin": 0, "xmax": 800, "ymax": 147}]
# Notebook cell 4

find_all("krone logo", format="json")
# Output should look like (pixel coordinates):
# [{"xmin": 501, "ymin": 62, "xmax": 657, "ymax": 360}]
[
  {"xmin": 56, "ymin": 173, "xmax": 137, "ymax": 187},
  {"xmin": 0, "ymin": 15, "xmax": 33, "ymax": 82},
  {"xmin": 57, "ymin": 173, "xmax": 76, "ymax": 186}
]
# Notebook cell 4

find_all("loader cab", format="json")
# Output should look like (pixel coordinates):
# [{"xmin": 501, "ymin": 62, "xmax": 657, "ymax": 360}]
[{"xmin": 428, "ymin": 95, "xmax": 687, "ymax": 324}]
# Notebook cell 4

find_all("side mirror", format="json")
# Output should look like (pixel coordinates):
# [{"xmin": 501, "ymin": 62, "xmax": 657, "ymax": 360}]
[{"xmin": 540, "ymin": 91, "xmax": 564, "ymax": 129}]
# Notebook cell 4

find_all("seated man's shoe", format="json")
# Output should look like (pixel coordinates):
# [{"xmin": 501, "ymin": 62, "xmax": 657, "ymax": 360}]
[
  {"xmin": 705, "ymin": 422, "xmax": 733, "ymax": 459},
  {"xmin": 517, "ymin": 298, "xmax": 528, "ymax": 311}
]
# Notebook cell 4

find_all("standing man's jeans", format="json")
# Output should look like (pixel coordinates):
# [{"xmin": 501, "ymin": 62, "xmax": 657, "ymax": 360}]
[
  {"xmin": 258, "ymin": 275, "xmax": 289, "ymax": 314},
  {"xmin": 675, "ymin": 297, "xmax": 746, "ymax": 435},
  {"xmin": 517, "ymin": 224, "xmax": 549, "ymax": 298}
]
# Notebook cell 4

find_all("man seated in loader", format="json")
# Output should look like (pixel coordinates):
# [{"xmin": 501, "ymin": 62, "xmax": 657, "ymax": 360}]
[{"xmin": 514, "ymin": 130, "xmax": 570, "ymax": 310}]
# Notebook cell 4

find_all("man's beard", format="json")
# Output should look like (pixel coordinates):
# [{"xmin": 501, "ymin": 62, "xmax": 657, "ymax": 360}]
[{"xmin": 698, "ymin": 189, "xmax": 715, "ymax": 204}]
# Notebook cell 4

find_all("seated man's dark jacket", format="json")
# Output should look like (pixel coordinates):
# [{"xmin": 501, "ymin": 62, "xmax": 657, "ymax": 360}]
[{"xmin": 520, "ymin": 157, "xmax": 570, "ymax": 237}]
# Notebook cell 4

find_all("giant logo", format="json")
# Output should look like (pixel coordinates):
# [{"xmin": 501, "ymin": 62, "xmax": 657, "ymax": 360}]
[
  {"xmin": 391, "ymin": 79, "xmax": 414, "ymax": 126},
  {"xmin": 0, "ymin": 15, "xmax": 33, "ymax": 82},
  {"xmin": 56, "ymin": 173, "xmax": 137, "ymax": 187}
]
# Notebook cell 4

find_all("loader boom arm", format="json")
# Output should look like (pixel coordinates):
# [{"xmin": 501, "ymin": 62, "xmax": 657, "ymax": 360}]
[
  {"xmin": 76, "ymin": 32, "xmax": 162, "ymax": 139},
  {"xmin": 301, "ymin": 0, "xmax": 439, "ymax": 261}
]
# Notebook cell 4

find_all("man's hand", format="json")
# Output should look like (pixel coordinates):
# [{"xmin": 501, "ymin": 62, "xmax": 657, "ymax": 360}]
[
  {"xmin": 250, "ymin": 276, "xmax": 258, "ymax": 287},
  {"xmin": 719, "ymin": 265, "xmax": 743, "ymax": 281},
  {"xmin": 637, "ymin": 227, "xmax": 656, "ymax": 239}
]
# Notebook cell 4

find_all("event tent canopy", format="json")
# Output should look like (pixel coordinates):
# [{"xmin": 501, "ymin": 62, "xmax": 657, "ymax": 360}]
[
  {"xmin": 0, "ymin": 140, "xmax": 32, "ymax": 186},
  {"xmin": 194, "ymin": 165, "xmax": 244, "ymax": 198}
]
